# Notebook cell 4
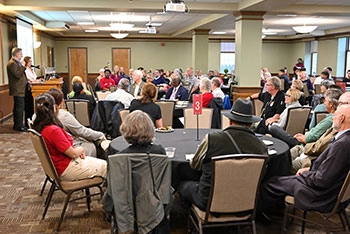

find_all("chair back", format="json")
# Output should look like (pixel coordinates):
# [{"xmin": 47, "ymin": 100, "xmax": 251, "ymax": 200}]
[
  {"xmin": 96, "ymin": 91, "xmax": 111, "ymax": 101},
  {"xmin": 65, "ymin": 99, "xmax": 91, "ymax": 126},
  {"xmin": 339, "ymin": 171, "xmax": 350, "ymax": 204},
  {"xmin": 106, "ymin": 153, "xmax": 172, "ymax": 234},
  {"xmin": 28, "ymin": 129, "xmax": 60, "ymax": 185},
  {"xmin": 314, "ymin": 84, "xmax": 321, "ymax": 94},
  {"xmin": 302, "ymin": 83, "xmax": 310, "ymax": 98},
  {"xmin": 155, "ymin": 101, "xmax": 175, "ymax": 127},
  {"xmin": 221, "ymin": 111, "xmax": 230, "ymax": 130},
  {"xmin": 315, "ymin": 111, "xmax": 328, "ymax": 125},
  {"xmin": 251, "ymin": 99, "xmax": 263, "ymax": 116},
  {"xmin": 206, "ymin": 154, "xmax": 267, "ymax": 220},
  {"xmin": 285, "ymin": 106, "xmax": 311, "ymax": 136},
  {"xmin": 184, "ymin": 108, "xmax": 213, "ymax": 129},
  {"xmin": 280, "ymin": 78, "xmax": 285, "ymax": 91},
  {"xmin": 328, "ymin": 170, "xmax": 350, "ymax": 216},
  {"xmin": 86, "ymin": 83, "xmax": 97, "ymax": 101},
  {"xmin": 336, "ymin": 81, "xmax": 346, "ymax": 92},
  {"xmin": 119, "ymin": 109, "xmax": 129, "ymax": 123}
]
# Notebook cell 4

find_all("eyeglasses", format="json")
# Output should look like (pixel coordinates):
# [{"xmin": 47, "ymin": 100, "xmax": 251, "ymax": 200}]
[
  {"xmin": 285, "ymin": 94, "xmax": 291, "ymax": 97},
  {"xmin": 265, "ymin": 84, "xmax": 273, "ymax": 86}
]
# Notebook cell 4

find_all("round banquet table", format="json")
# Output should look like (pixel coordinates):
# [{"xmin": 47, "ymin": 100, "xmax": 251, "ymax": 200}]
[{"xmin": 109, "ymin": 128, "xmax": 291, "ymax": 189}]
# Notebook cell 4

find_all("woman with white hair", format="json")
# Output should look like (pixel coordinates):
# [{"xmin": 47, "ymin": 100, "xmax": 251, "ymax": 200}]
[{"xmin": 199, "ymin": 77, "xmax": 214, "ymax": 107}]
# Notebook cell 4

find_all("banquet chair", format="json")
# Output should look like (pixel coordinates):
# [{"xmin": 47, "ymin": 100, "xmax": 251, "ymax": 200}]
[
  {"xmin": 251, "ymin": 99, "xmax": 263, "ymax": 116},
  {"xmin": 65, "ymin": 99, "xmax": 91, "ymax": 127},
  {"xmin": 280, "ymin": 78, "xmax": 285, "ymax": 92},
  {"xmin": 87, "ymin": 83, "xmax": 97, "ymax": 101},
  {"xmin": 315, "ymin": 111, "xmax": 328, "ymax": 125},
  {"xmin": 27, "ymin": 118, "xmax": 51, "ymax": 197},
  {"xmin": 314, "ymin": 84, "xmax": 321, "ymax": 94},
  {"xmin": 90, "ymin": 100, "xmax": 124, "ymax": 139},
  {"xmin": 104, "ymin": 153, "xmax": 172, "ymax": 234},
  {"xmin": 119, "ymin": 109, "xmax": 129, "ymax": 123},
  {"xmin": 285, "ymin": 106, "xmax": 311, "ymax": 136},
  {"xmin": 184, "ymin": 108, "xmax": 213, "ymax": 129},
  {"xmin": 188, "ymin": 154, "xmax": 268, "ymax": 234},
  {"xmin": 221, "ymin": 112, "xmax": 230, "ymax": 130},
  {"xmin": 96, "ymin": 90, "xmax": 111, "ymax": 101},
  {"xmin": 155, "ymin": 100, "xmax": 175, "ymax": 127},
  {"xmin": 282, "ymin": 170, "xmax": 350, "ymax": 234},
  {"xmin": 302, "ymin": 83, "xmax": 310, "ymax": 98},
  {"xmin": 28, "ymin": 129, "xmax": 104, "ymax": 233}
]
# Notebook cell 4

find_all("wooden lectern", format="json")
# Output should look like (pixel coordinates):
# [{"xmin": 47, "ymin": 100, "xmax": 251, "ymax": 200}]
[{"xmin": 31, "ymin": 78, "xmax": 63, "ymax": 103}]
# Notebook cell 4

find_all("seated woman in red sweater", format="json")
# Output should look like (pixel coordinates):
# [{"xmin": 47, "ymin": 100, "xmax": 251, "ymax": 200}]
[
  {"xmin": 32, "ymin": 93, "xmax": 107, "ymax": 181},
  {"xmin": 199, "ymin": 77, "xmax": 214, "ymax": 107}
]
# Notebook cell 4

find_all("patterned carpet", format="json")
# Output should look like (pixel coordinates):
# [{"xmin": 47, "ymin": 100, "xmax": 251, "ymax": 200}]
[{"xmin": 0, "ymin": 118, "xmax": 349, "ymax": 233}]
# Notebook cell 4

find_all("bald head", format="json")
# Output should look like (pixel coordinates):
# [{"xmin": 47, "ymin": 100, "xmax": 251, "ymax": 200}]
[
  {"xmin": 332, "ymin": 104, "xmax": 350, "ymax": 132},
  {"xmin": 338, "ymin": 92, "xmax": 350, "ymax": 105}
]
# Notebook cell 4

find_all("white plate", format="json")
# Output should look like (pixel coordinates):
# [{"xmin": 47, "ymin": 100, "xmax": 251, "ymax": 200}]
[
  {"xmin": 268, "ymin": 149, "xmax": 277, "ymax": 155},
  {"xmin": 262, "ymin": 140, "xmax": 273, "ymax": 146},
  {"xmin": 156, "ymin": 127, "xmax": 174, "ymax": 133}
]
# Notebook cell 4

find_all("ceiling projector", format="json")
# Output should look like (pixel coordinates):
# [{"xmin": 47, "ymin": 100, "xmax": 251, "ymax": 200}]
[{"xmin": 164, "ymin": 2, "xmax": 188, "ymax": 13}]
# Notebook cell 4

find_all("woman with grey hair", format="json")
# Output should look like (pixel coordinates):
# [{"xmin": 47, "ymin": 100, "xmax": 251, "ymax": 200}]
[
  {"xmin": 118, "ymin": 110, "xmax": 166, "ymax": 154},
  {"xmin": 199, "ymin": 77, "xmax": 214, "ymax": 107}
]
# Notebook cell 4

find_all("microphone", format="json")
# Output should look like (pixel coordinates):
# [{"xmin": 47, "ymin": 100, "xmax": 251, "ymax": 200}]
[{"xmin": 31, "ymin": 65, "xmax": 40, "ymax": 69}]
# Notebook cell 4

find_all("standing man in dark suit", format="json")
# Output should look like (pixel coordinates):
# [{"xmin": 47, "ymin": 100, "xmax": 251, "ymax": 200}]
[
  {"xmin": 262, "ymin": 93, "xmax": 350, "ymax": 213},
  {"xmin": 7, "ymin": 47, "xmax": 27, "ymax": 132}
]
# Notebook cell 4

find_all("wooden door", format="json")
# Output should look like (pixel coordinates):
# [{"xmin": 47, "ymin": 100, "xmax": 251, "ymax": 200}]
[
  {"xmin": 112, "ymin": 48, "xmax": 130, "ymax": 74},
  {"xmin": 68, "ymin": 47, "xmax": 87, "ymax": 90}
]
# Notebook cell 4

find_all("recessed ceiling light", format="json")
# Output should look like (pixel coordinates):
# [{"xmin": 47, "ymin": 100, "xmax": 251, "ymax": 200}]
[
  {"xmin": 109, "ymin": 23, "xmax": 134, "ymax": 30},
  {"xmin": 77, "ymin": 22, "xmax": 95, "ymax": 25},
  {"xmin": 212, "ymin": 31, "xmax": 227, "ymax": 35},
  {"xmin": 85, "ymin": 29, "xmax": 98, "ymax": 33},
  {"xmin": 276, "ymin": 14, "xmax": 297, "ymax": 17}
]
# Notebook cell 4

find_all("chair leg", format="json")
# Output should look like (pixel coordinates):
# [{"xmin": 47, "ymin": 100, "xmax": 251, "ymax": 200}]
[
  {"xmin": 252, "ymin": 220, "xmax": 257, "ymax": 234},
  {"xmin": 110, "ymin": 214, "xmax": 116, "ymax": 234},
  {"xmin": 85, "ymin": 188, "xmax": 91, "ymax": 211},
  {"xmin": 301, "ymin": 211, "xmax": 307, "ymax": 234},
  {"xmin": 319, "ymin": 216, "xmax": 331, "ymax": 234},
  {"xmin": 281, "ymin": 204, "xmax": 290, "ymax": 234},
  {"xmin": 40, "ymin": 176, "xmax": 49, "ymax": 196},
  {"xmin": 56, "ymin": 193, "xmax": 72, "ymax": 233},
  {"xmin": 343, "ymin": 210, "xmax": 350, "ymax": 233},
  {"xmin": 198, "ymin": 220, "xmax": 203, "ymax": 234},
  {"xmin": 339, "ymin": 212, "xmax": 347, "ymax": 231},
  {"xmin": 42, "ymin": 183, "xmax": 56, "ymax": 220}
]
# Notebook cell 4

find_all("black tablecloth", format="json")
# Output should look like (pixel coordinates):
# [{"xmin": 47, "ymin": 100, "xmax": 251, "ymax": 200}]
[{"xmin": 109, "ymin": 129, "xmax": 291, "ymax": 189}]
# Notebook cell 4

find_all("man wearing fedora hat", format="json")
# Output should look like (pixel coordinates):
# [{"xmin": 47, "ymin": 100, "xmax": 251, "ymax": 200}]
[{"xmin": 178, "ymin": 98, "xmax": 267, "ymax": 211}]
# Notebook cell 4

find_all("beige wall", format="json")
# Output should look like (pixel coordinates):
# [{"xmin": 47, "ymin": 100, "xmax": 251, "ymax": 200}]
[
  {"xmin": 55, "ymin": 40, "xmax": 194, "ymax": 74},
  {"xmin": 317, "ymin": 39, "xmax": 338, "ymax": 75},
  {"xmin": 44, "ymin": 38, "xmax": 340, "ymax": 79}
]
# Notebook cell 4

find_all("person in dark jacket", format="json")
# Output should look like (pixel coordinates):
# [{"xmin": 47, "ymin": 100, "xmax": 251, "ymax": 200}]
[
  {"xmin": 248, "ymin": 76, "xmax": 286, "ymax": 134},
  {"xmin": 178, "ymin": 98, "xmax": 267, "ymax": 210},
  {"xmin": 262, "ymin": 98, "xmax": 350, "ymax": 213},
  {"xmin": 71, "ymin": 82, "xmax": 96, "ymax": 118},
  {"xmin": 7, "ymin": 47, "xmax": 27, "ymax": 131}
]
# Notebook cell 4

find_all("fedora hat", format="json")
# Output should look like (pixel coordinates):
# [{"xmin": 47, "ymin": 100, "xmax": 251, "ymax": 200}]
[{"xmin": 223, "ymin": 98, "xmax": 261, "ymax": 123}]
